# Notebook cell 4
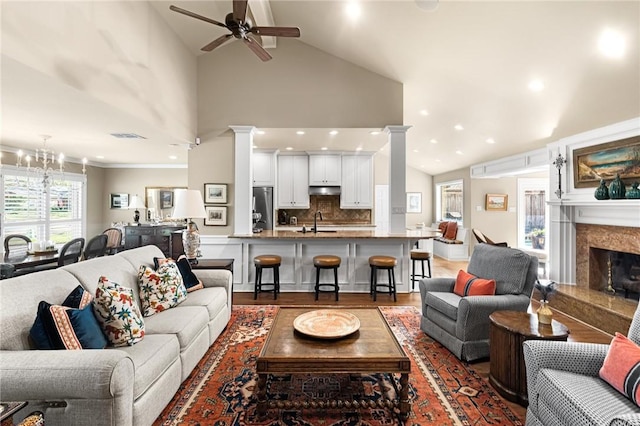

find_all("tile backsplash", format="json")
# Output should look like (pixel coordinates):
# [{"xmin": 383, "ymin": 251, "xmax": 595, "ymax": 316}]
[{"xmin": 278, "ymin": 195, "xmax": 371, "ymax": 225}]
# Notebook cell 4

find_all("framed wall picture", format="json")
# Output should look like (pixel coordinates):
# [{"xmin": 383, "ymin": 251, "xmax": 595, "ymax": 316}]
[
  {"xmin": 110, "ymin": 193, "xmax": 129, "ymax": 209},
  {"xmin": 205, "ymin": 206, "xmax": 227, "ymax": 226},
  {"xmin": 485, "ymin": 193, "xmax": 508, "ymax": 211},
  {"xmin": 159, "ymin": 190, "xmax": 174, "ymax": 209},
  {"xmin": 204, "ymin": 183, "xmax": 228, "ymax": 204},
  {"xmin": 406, "ymin": 192, "xmax": 422, "ymax": 213},
  {"xmin": 572, "ymin": 135, "xmax": 640, "ymax": 188}
]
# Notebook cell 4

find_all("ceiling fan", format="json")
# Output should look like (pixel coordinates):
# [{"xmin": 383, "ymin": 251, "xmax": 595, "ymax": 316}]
[{"xmin": 169, "ymin": 0, "xmax": 301, "ymax": 62}]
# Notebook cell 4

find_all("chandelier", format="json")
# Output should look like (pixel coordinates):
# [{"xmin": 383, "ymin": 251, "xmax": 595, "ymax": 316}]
[{"xmin": 15, "ymin": 135, "xmax": 87, "ymax": 191}]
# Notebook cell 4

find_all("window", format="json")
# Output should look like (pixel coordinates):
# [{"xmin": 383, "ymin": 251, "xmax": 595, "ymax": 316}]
[
  {"xmin": 517, "ymin": 178, "xmax": 548, "ymax": 250},
  {"xmin": 436, "ymin": 180, "xmax": 463, "ymax": 226},
  {"xmin": 1, "ymin": 166, "xmax": 86, "ymax": 246}
]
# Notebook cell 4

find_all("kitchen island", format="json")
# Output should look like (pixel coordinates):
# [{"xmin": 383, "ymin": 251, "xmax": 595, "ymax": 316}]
[{"xmin": 227, "ymin": 229, "xmax": 440, "ymax": 294}]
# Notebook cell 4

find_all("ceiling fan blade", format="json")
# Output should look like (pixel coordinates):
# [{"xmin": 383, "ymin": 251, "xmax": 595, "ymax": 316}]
[
  {"xmin": 201, "ymin": 34, "xmax": 233, "ymax": 52},
  {"xmin": 251, "ymin": 26, "xmax": 301, "ymax": 37},
  {"xmin": 233, "ymin": 0, "xmax": 248, "ymax": 22},
  {"xmin": 169, "ymin": 5, "xmax": 227, "ymax": 29},
  {"xmin": 243, "ymin": 36, "xmax": 272, "ymax": 62}
]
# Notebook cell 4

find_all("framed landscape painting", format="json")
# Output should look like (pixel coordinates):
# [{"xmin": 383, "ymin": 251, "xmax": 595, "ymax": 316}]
[
  {"xmin": 205, "ymin": 206, "xmax": 227, "ymax": 226},
  {"xmin": 486, "ymin": 194, "xmax": 508, "ymax": 211},
  {"xmin": 573, "ymin": 135, "xmax": 640, "ymax": 188},
  {"xmin": 159, "ymin": 190, "xmax": 174, "ymax": 209},
  {"xmin": 110, "ymin": 193, "xmax": 129, "ymax": 209},
  {"xmin": 204, "ymin": 183, "xmax": 228, "ymax": 204}
]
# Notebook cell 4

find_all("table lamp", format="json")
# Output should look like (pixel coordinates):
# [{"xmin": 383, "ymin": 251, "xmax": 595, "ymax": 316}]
[
  {"xmin": 172, "ymin": 189, "xmax": 207, "ymax": 263},
  {"xmin": 127, "ymin": 195, "xmax": 147, "ymax": 226}
]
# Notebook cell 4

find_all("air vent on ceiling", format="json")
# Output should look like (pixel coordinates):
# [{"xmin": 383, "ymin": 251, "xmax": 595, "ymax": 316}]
[{"xmin": 110, "ymin": 133, "xmax": 147, "ymax": 139}]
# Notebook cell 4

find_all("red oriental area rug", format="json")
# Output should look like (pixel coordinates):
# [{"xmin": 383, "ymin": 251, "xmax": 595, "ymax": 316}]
[{"xmin": 154, "ymin": 305, "xmax": 524, "ymax": 426}]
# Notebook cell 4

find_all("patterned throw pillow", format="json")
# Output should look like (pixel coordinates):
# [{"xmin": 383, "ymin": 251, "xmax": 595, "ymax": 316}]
[
  {"xmin": 93, "ymin": 276, "xmax": 145, "ymax": 347},
  {"xmin": 453, "ymin": 270, "xmax": 496, "ymax": 297},
  {"xmin": 30, "ymin": 285, "xmax": 106, "ymax": 350},
  {"xmin": 154, "ymin": 256, "xmax": 203, "ymax": 292},
  {"xmin": 138, "ymin": 259, "xmax": 187, "ymax": 317},
  {"xmin": 600, "ymin": 332, "xmax": 640, "ymax": 406}
]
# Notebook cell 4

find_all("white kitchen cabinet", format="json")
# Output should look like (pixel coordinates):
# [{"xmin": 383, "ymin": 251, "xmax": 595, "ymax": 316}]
[
  {"xmin": 252, "ymin": 151, "xmax": 275, "ymax": 187},
  {"xmin": 277, "ymin": 154, "xmax": 309, "ymax": 208},
  {"xmin": 341, "ymin": 154, "xmax": 373, "ymax": 208},
  {"xmin": 309, "ymin": 154, "xmax": 341, "ymax": 185}
]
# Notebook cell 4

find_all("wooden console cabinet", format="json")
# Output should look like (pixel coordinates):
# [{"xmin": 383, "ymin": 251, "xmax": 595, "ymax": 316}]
[{"xmin": 124, "ymin": 225, "xmax": 185, "ymax": 258}]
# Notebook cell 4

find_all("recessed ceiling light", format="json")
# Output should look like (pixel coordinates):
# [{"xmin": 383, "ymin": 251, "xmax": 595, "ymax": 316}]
[
  {"xmin": 598, "ymin": 28, "xmax": 626, "ymax": 58},
  {"xmin": 356, "ymin": 147, "xmax": 363, "ymax": 151},
  {"xmin": 285, "ymin": 147, "xmax": 293, "ymax": 151},
  {"xmin": 296, "ymin": 131, "xmax": 305, "ymax": 135},
  {"xmin": 435, "ymin": 159, "xmax": 441, "ymax": 162},
  {"xmin": 420, "ymin": 164, "xmax": 425, "ymax": 168},
  {"xmin": 370, "ymin": 130, "xmax": 380, "ymax": 135},
  {"xmin": 455, "ymin": 150, "xmax": 463, "ymax": 155},
  {"xmin": 329, "ymin": 130, "xmax": 339, "ymax": 136},
  {"xmin": 321, "ymin": 147, "xmax": 328, "ymax": 151},
  {"xmin": 454, "ymin": 124, "xmax": 464, "ymax": 131},
  {"xmin": 169, "ymin": 155, "xmax": 177, "ymax": 160},
  {"xmin": 486, "ymin": 138, "xmax": 495, "ymax": 144},
  {"xmin": 252, "ymin": 144, "xmax": 257, "ymax": 148},
  {"xmin": 255, "ymin": 130, "xmax": 265, "ymax": 135},
  {"xmin": 345, "ymin": 1, "xmax": 361, "ymax": 19},
  {"xmin": 96, "ymin": 155, "xmax": 105, "ymax": 159},
  {"xmin": 430, "ymin": 139, "xmax": 438, "ymax": 144},
  {"xmin": 420, "ymin": 109, "xmax": 429, "ymax": 116},
  {"xmin": 413, "ymin": 149, "xmax": 419, "ymax": 153},
  {"xmin": 528, "ymin": 79, "xmax": 544, "ymax": 92}
]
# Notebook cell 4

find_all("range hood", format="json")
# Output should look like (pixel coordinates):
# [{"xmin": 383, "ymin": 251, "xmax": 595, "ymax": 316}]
[{"xmin": 309, "ymin": 186, "xmax": 341, "ymax": 196}]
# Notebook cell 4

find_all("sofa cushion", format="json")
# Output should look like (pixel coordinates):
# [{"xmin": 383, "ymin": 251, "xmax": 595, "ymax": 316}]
[
  {"xmin": 425, "ymin": 291, "xmax": 460, "ymax": 321},
  {"xmin": 600, "ymin": 333, "xmax": 640, "ymax": 406},
  {"xmin": 142, "ymin": 306, "xmax": 208, "ymax": 350},
  {"xmin": 537, "ymin": 368, "xmax": 640, "ymax": 425},
  {"xmin": 31, "ymin": 301, "xmax": 107, "ymax": 350},
  {"xmin": 444, "ymin": 221, "xmax": 458, "ymax": 240},
  {"xmin": 93, "ymin": 276, "xmax": 145, "ymax": 347},
  {"xmin": 454, "ymin": 270, "xmax": 496, "ymax": 297},
  {"xmin": 117, "ymin": 333, "xmax": 180, "ymax": 399},
  {"xmin": 438, "ymin": 221, "xmax": 449, "ymax": 235},
  {"xmin": 154, "ymin": 256, "xmax": 203, "ymax": 293},
  {"xmin": 138, "ymin": 261, "xmax": 187, "ymax": 317},
  {"xmin": 467, "ymin": 244, "xmax": 531, "ymax": 295},
  {"xmin": 179, "ymin": 287, "xmax": 227, "ymax": 321}
]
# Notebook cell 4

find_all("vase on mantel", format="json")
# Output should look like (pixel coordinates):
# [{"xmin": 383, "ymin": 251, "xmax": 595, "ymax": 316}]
[{"xmin": 537, "ymin": 300, "xmax": 553, "ymax": 325}]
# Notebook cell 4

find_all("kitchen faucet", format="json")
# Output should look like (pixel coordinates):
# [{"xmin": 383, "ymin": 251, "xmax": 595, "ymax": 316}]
[{"xmin": 312, "ymin": 211, "xmax": 323, "ymax": 233}]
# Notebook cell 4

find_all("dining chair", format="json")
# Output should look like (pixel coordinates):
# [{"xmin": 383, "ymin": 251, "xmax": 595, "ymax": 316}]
[
  {"xmin": 472, "ymin": 229, "xmax": 509, "ymax": 247},
  {"xmin": 83, "ymin": 234, "xmax": 108, "ymax": 260},
  {"xmin": 58, "ymin": 238, "xmax": 85, "ymax": 266},
  {"xmin": 3, "ymin": 234, "xmax": 31, "ymax": 255},
  {"xmin": 102, "ymin": 228, "xmax": 123, "ymax": 255}
]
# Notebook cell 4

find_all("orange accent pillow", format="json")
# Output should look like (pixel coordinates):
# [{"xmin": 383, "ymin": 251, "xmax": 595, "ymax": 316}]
[
  {"xmin": 454, "ymin": 270, "xmax": 496, "ymax": 296},
  {"xmin": 444, "ymin": 221, "xmax": 458, "ymax": 240},
  {"xmin": 599, "ymin": 332, "xmax": 640, "ymax": 406},
  {"xmin": 438, "ymin": 221, "xmax": 449, "ymax": 234}
]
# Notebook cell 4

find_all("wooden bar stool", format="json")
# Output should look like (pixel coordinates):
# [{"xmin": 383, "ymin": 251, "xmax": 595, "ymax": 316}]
[
  {"xmin": 253, "ymin": 254, "xmax": 281, "ymax": 300},
  {"xmin": 313, "ymin": 255, "xmax": 341, "ymax": 301},
  {"xmin": 410, "ymin": 249, "xmax": 432, "ymax": 290},
  {"xmin": 369, "ymin": 255, "xmax": 397, "ymax": 302}
]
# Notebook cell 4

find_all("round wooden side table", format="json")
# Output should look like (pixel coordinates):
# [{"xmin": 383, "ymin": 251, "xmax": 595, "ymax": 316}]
[{"xmin": 489, "ymin": 310, "xmax": 569, "ymax": 406}]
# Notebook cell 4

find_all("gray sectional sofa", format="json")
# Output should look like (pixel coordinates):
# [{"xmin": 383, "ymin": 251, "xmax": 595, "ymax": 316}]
[{"xmin": 0, "ymin": 245, "xmax": 233, "ymax": 426}]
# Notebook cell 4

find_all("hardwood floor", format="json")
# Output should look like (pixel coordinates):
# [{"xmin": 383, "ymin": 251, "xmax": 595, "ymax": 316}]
[{"xmin": 233, "ymin": 256, "xmax": 614, "ymax": 420}]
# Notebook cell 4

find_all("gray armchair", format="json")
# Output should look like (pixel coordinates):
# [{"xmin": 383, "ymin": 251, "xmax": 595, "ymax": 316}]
[
  {"xmin": 523, "ymin": 303, "xmax": 640, "ymax": 426},
  {"xmin": 419, "ymin": 244, "xmax": 538, "ymax": 361}
]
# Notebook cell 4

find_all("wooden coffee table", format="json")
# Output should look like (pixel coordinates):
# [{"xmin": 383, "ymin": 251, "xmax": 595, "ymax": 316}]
[
  {"xmin": 256, "ymin": 307, "xmax": 411, "ymax": 421},
  {"xmin": 489, "ymin": 310, "xmax": 569, "ymax": 406}
]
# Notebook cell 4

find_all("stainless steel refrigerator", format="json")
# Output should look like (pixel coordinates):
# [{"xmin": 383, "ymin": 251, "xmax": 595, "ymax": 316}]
[{"xmin": 252, "ymin": 187, "xmax": 273, "ymax": 231}]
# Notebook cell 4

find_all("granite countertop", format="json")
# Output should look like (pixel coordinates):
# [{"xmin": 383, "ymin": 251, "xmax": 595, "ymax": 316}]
[{"xmin": 231, "ymin": 229, "xmax": 441, "ymax": 239}]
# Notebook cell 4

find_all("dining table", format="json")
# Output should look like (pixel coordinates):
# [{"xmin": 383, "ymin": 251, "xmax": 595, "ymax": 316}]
[{"xmin": 3, "ymin": 250, "xmax": 60, "ymax": 273}]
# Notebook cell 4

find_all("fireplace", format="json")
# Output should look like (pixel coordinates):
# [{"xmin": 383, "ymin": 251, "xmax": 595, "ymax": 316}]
[{"xmin": 576, "ymin": 224, "xmax": 640, "ymax": 296}]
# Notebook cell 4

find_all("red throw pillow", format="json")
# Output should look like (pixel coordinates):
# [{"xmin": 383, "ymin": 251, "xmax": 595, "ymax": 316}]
[
  {"xmin": 454, "ymin": 270, "xmax": 496, "ymax": 296},
  {"xmin": 600, "ymin": 333, "xmax": 640, "ymax": 406},
  {"xmin": 438, "ymin": 221, "xmax": 449, "ymax": 234},
  {"xmin": 444, "ymin": 221, "xmax": 458, "ymax": 240}
]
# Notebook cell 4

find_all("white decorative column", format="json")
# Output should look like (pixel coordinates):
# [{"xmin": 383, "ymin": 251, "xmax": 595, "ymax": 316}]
[
  {"xmin": 385, "ymin": 125, "xmax": 412, "ymax": 233},
  {"xmin": 231, "ymin": 125, "xmax": 255, "ymax": 235}
]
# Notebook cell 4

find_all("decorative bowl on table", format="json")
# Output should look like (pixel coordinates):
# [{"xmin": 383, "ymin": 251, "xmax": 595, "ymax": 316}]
[{"xmin": 293, "ymin": 309, "xmax": 360, "ymax": 339}]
